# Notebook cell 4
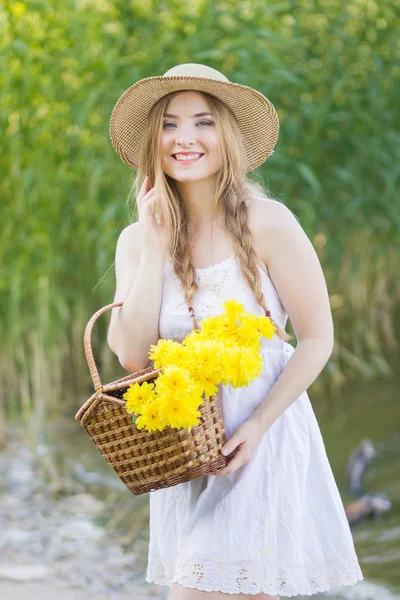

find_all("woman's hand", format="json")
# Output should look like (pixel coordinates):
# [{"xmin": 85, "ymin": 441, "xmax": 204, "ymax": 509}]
[
  {"xmin": 211, "ymin": 416, "xmax": 266, "ymax": 476},
  {"xmin": 137, "ymin": 175, "xmax": 169, "ymax": 255}
]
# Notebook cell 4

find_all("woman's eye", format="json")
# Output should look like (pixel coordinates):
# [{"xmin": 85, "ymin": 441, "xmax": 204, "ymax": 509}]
[{"xmin": 162, "ymin": 120, "xmax": 213, "ymax": 129}]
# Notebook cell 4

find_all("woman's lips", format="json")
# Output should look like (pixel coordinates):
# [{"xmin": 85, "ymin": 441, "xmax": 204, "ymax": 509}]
[{"xmin": 172, "ymin": 154, "xmax": 204, "ymax": 165}]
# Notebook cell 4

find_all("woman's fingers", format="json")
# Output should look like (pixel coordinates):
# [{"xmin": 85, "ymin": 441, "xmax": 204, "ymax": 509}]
[
  {"xmin": 137, "ymin": 176, "xmax": 147, "ymax": 202},
  {"xmin": 141, "ymin": 191, "xmax": 161, "ymax": 222},
  {"xmin": 137, "ymin": 175, "xmax": 152, "ymax": 204},
  {"xmin": 151, "ymin": 199, "xmax": 161, "ymax": 223},
  {"xmin": 140, "ymin": 191, "xmax": 156, "ymax": 214},
  {"xmin": 143, "ymin": 192, "xmax": 156, "ymax": 206},
  {"xmin": 137, "ymin": 176, "xmax": 163, "ymax": 225}
]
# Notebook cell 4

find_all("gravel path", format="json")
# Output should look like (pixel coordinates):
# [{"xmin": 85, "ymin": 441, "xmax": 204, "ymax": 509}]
[
  {"xmin": 0, "ymin": 434, "xmax": 168, "ymax": 600},
  {"xmin": 0, "ymin": 581, "xmax": 164, "ymax": 600}
]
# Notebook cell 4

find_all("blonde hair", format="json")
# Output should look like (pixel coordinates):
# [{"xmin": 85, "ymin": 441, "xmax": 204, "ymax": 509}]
[{"xmin": 128, "ymin": 90, "xmax": 292, "ymax": 342}]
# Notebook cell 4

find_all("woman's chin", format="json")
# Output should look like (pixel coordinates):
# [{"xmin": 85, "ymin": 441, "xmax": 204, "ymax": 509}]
[{"xmin": 169, "ymin": 169, "xmax": 219, "ymax": 183}]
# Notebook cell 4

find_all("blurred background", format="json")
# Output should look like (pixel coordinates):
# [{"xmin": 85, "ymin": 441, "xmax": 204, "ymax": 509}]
[{"xmin": 1, "ymin": 0, "xmax": 399, "ymax": 598}]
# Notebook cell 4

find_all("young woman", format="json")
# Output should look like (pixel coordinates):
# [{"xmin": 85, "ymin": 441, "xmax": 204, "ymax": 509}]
[{"xmin": 107, "ymin": 64, "xmax": 364, "ymax": 600}]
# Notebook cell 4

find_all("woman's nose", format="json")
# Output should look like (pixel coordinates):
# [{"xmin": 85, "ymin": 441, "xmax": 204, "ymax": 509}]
[{"xmin": 175, "ymin": 127, "xmax": 196, "ymax": 146}]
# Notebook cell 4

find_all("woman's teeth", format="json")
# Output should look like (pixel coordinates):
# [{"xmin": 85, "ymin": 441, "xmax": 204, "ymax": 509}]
[{"xmin": 174, "ymin": 154, "xmax": 203, "ymax": 161}]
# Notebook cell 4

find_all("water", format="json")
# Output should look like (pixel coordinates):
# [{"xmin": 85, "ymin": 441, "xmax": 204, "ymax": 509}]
[{"xmin": 47, "ymin": 372, "xmax": 400, "ymax": 598}]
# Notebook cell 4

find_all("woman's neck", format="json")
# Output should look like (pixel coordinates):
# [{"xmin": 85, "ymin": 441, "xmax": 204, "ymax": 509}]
[{"xmin": 175, "ymin": 174, "xmax": 220, "ymax": 225}]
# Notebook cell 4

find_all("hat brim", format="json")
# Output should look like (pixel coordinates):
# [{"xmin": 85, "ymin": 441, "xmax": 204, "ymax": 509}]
[{"xmin": 109, "ymin": 75, "xmax": 279, "ymax": 173}]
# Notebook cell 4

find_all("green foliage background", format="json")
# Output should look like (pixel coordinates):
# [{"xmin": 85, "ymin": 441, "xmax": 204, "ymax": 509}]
[{"xmin": 1, "ymin": 0, "xmax": 399, "ymax": 432}]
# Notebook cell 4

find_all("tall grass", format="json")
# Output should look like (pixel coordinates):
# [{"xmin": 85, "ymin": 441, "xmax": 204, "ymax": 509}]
[{"xmin": 1, "ymin": 0, "xmax": 399, "ymax": 444}]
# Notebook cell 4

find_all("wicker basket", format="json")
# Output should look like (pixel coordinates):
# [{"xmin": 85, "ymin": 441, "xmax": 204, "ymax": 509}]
[{"xmin": 74, "ymin": 301, "xmax": 229, "ymax": 495}]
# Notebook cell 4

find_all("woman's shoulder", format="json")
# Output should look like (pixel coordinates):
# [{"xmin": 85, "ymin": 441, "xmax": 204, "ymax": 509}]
[
  {"xmin": 117, "ymin": 221, "xmax": 140, "ymax": 238},
  {"xmin": 115, "ymin": 221, "xmax": 143, "ymax": 258},
  {"xmin": 249, "ymin": 195, "xmax": 294, "ymax": 218},
  {"xmin": 247, "ymin": 196, "xmax": 300, "ymax": 268},
  {"xmin": 248, "ymin": 196, "xmax": 299, "ymax": 234}
]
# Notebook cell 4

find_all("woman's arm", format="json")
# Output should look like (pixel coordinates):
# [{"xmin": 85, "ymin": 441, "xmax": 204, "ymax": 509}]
[
  {"xmin": 252, "ymin": 201, "xmax": 334, "ymax": 430},
  {"xmin": 253, "ymin": 338, "xmax": 333, "ymax": 431},
  {"xmin": 107, "ymin": 222, "xmax": 166, "ymax": 372}
]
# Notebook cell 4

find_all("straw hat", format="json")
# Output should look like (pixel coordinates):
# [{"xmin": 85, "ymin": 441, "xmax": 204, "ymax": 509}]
[{"xmin": 109, "ymin": 63, "xmax": 279, "ymax": 173}]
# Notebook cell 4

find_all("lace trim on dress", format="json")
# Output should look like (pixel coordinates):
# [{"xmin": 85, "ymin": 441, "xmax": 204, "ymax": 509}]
[
  {"xmin": 146, "ymin": 548, "xmax": 364, "ymax": 596},
  {"xmin": 164, "ymin": 259, "xmax": 232, "ymax": 316},
  {"xmin": 163, "ymin": 257, "xmax": 286, "ymax": 320}
]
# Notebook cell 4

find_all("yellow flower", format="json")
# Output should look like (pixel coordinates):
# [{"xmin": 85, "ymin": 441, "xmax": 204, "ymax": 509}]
[
  {"xmin": 165, "ymin": 342, "xmax": 190, "ymax": 365},
  {"xmin": 214, "ymin": 314, "xmax": 237, "ymax": 342},
  {"xmin": 222, "ymin": 299, "xmax": 245, "ymax": 319},
  {"xmin": 148, "ymin": 338, "xmax": 178, "ymax": 368},
  {"xmin": 155, "ymin": 365, "xmax": 193, "ymax": 396},
  {"xmin": 183, "ymin": 328, "xmax": 207, "ymax": 346},
  {"xmin": 187, "ymin": 383, "xmax": 206, "ymax": 407},
  {"xmin": 162, "ymin": 395, "xmax": 202, "ymax": 430},
  {"xmin": 157, "ymin": 386, "xmax": 201, "ymax": 424},
  {"xmin": 123, "ymin": 380, "xmax": 155, "ymax": 414},
  {"xmin": 238, "ymin": 348, "xmax": 264, "ymax": 385},
  {"xmin": 135, "ymin": 400, "xmax": 169, "ymax": 432},
  {"xmin": 196, "ymin": 378, "xmax": 219, "ymax": 400},
  {"xmin": 196, "ymin": 316, "xmax": 221, "ymax": 340},
  {"xmin": 236, "ymin": 323, "xmax": 261, "ymax": 348},
  {"xmin": 184, "ymin": 340, "xmax": 222, "ymax": 387},
  {"xmin": 257, "ymin": 314, "xmax": 277, "ymax": 339},
  {"xmin": 240, "ymin": 312, "xmax": 260, "ymax": 331},
  {"xmin": 219, "ymin": 345, "xmax": 243, "ymax": 386}
]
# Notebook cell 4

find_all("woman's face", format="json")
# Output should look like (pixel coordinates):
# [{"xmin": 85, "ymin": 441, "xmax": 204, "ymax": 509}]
[{"xmin": 161, "ymin": 91, "xmax": 222, "ymax": 182}]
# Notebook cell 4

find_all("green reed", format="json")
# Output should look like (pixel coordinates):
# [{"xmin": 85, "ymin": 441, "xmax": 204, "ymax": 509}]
[{"xmin": 1, "ymin": 0, "xmax": 399, "ymax": 444}]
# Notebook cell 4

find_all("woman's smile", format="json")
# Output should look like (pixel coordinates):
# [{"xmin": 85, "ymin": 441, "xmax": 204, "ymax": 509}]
[{"xmin": 172, "ymin": 152, "xmax": 205, "ymax": 165}]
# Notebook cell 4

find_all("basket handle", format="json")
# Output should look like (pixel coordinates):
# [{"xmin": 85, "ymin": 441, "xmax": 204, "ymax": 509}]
[{"xmin": 84, "ymin": 301, "xmax": 125, "ymax": 392}]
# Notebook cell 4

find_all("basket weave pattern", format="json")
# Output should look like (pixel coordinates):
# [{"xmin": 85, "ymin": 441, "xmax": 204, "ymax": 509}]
[{"xmin": 75, "ymin": 302, "xmax": 229, "ymax": 495}]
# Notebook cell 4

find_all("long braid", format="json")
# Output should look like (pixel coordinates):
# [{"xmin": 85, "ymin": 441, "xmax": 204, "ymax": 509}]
[
  {"xmin": 171, "ymin": 212, "xmax": 201, "ymax": 331},
  {"xmin": 224, "ymin": 186, "xmax": 292, "ymax": 342}
]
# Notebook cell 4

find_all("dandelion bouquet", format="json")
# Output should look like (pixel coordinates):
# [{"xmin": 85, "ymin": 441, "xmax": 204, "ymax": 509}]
[{"xmin": 122, "ymin": 300, "xmax": 276, "ymax": 433}]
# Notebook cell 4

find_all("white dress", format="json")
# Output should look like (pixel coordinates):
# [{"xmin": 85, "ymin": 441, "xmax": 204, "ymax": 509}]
[{"xmin": 145, "ymin": 254, "xmax": 364, "ymax": 597}]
